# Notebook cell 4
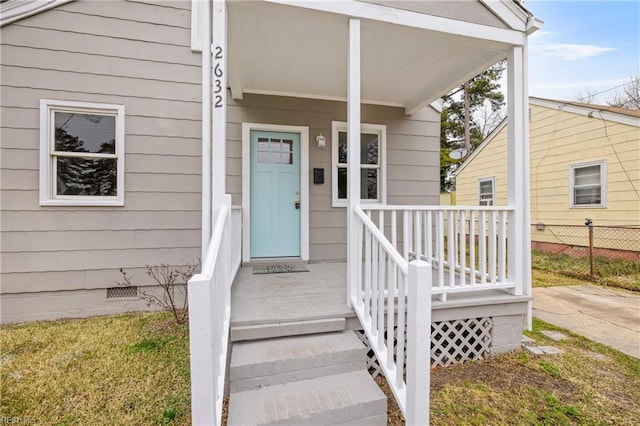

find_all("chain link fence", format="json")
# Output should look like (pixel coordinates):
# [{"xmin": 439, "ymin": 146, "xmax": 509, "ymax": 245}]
[{"xmin": 531, "ymin": 222, "xmax": 640, "ymax": 290}]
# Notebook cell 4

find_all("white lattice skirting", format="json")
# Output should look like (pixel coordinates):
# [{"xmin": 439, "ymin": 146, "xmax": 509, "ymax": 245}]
[{"xmin": 356, "ymin": 317, "xmax": 493, "ymax": 378}]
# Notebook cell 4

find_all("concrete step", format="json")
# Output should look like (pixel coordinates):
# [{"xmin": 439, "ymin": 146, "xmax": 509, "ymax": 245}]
[
  {"xmin": 227, "ymin": 370, "xmax": 387, "ymax": 425},
  {"xmin": 230, "ymin": 317, "xmax": 345, "ymax": 342},
  {"xmin": 230, "ymin": 331, "xmax": 366, "ymax": 392}
]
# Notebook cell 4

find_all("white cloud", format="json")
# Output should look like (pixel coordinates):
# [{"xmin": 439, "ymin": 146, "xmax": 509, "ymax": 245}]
[{"xmin": 531, "ymin": 42, "xmax": 616, "ymax": 60}]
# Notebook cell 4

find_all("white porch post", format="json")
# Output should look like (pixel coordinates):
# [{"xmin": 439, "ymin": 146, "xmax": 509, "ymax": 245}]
[
  {"xmin": 201, "ymin": 0, "xmax": 212, "ymax": 261},
  {"xmin": 212, "ymin": 0, "xmax": 227, "ymax": 227},
  {"xmin": 347, "ymin": 18, "xmax": 361, "ymax": 307},
  {"xmin": 506, "ymin": 44, "xmax": 531, "ymax": 314},
  {"xmin": 522, "ymin": 38, "xmax": 532, "ymax": 329}
]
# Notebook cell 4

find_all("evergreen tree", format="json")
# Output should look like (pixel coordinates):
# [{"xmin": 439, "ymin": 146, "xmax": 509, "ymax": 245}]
[{"xmin": 440, "ymin": 62, "xmax": 505, "ymax": 192}]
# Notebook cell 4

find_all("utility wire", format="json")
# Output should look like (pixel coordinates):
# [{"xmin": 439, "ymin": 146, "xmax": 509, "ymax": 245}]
[
  {"xmin": 584, "ymin": 79, "xmax": 635, "ymax": 99},
  {"xmin": 596, "ymin": 111, "xmax": 640, "ymax": 200}
]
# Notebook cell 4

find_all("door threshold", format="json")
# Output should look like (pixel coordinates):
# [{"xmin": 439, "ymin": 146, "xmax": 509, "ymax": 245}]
[{"xmin": 245, "ymin": 258, "xmax": 308, "ymax": 267}]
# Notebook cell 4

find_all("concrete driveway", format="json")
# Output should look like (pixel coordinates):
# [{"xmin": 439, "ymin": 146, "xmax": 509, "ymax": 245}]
[{"xmin": 532, "ymin": 285, "xmax": 640, "ymax": 359}]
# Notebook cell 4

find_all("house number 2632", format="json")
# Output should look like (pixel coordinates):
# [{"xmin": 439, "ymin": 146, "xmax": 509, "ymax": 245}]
[{"xmin": 214, "ymin": 46, "xmax": 223, "ymax": 108}]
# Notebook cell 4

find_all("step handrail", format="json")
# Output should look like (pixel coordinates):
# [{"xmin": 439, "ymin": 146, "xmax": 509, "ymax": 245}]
[
  {"xmin": 352, "ymin": 206, "xmax": 431, "ymax": 425},
  {"xmin": 188, "ymin": 194, "xmax": 240, "ymax": 426}
]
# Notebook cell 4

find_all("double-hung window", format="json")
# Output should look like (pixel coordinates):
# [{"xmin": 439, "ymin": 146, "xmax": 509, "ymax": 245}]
[
  {"xmin": 478, "ymin": 177, "xmax": 495, "ymax": 206},
  {"xmin": 331, "ymin": 121, "xmax": 386, "ymax": 207},
  {"xmin": 40, "ymin": 100, "xmax": 125, "ymax": 206},
  {"xmin": 570, "ymin": 160, "xmax": 606, "ymax": 208}
]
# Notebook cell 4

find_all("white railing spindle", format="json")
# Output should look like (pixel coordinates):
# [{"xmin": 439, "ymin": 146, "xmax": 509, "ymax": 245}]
[
  {"xmin": 498, "ymin": 210, "xmax": 507, "ymax": 282},
  {"xmin": 459, "ymin": 210, "xmax": 466, "ymax": 286},
  {"xmin": 437, "ymin": 210, "xmax": 445, "ymax": 301},
  {"xmin": 489, "ymin": 210, "xmax": 497, "ymax": 284},
  {"xmin": 447, "ymin": 210, "xmax": 455, "ymax": 287},
  {"xmin": 469, "ymin": 210, "xmax": 476, "ymax": 285},
  {"xmin": 479, "ymin": 210, "xmax": 487, "ymax": 284}
]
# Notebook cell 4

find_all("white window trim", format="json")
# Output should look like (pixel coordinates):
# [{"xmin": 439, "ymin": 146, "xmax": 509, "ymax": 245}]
[
  {"xmin": 331, "ymin": 121, "xmax": 387, "ymax": 208},
  {"xmin": 569, "ymin": 160, "xmax": 607, "ymax": 208},
  {"xmin": 39, "ymin": 99, "xmax": 125, "ymax": 206},
  {"xmin": 478, "ymin": 176, "xmax": 495, "ymax": 206}
]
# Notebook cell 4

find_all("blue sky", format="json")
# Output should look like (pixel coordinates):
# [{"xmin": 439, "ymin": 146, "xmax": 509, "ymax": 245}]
[{"xmin": 523, "ymin": 0, "xmax": 639, "ymax": 104}]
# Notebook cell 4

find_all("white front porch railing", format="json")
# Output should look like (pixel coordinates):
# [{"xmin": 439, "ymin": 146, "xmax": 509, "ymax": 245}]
[
  {"xmin": 363, "ymin": 205, "xmax": 518, "ymax": 301},
  {"xmin": 351, "ymin": 205, "xmax": 518, "ymax": 425},
  {"xmin": 188, "ymin": 195, "xmax": 242, "ymax": 426}
]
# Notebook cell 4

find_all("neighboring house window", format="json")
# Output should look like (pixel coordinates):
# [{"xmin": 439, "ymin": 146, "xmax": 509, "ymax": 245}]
[
  {"xmin": 478, "ymin": 177, "xmax": 495, "ymax": 206},
  {"xmin": 570, "ymin": 160, "xmax": 606, "ymax": 208},
  {"xmin": 331, "ymin": 121, "xmax": 386, "ymax": 207},
  {"xmin": 40, "ymin": 99, "xmax": 125, "ymax": 206}
]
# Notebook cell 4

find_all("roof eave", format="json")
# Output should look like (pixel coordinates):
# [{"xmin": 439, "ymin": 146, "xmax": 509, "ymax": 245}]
[{"xmin": 0, "ymin": 0, "xmax": 74, "ymax": 27}]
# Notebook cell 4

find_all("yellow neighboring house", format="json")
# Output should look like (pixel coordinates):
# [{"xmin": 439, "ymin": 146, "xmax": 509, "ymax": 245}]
[{"xmin": 454, "ymin": 97, "xmax": 640, "ymax": 253}]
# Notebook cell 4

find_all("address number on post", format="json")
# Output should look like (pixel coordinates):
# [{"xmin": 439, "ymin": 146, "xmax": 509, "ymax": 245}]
[{"xmin": 214, "ymin": 46, "xmax": 223, "ymax": 108}]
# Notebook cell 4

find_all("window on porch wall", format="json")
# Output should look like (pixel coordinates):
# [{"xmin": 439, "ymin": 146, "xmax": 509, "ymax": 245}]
[{"xmin": 332, "ymin": 121, "xmax": 386, "ymax": 207}]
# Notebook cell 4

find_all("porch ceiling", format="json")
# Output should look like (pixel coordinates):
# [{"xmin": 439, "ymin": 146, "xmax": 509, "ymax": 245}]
[{"xmin": 227, "ymin": 1, "xmax": 513, "ymax": 113}]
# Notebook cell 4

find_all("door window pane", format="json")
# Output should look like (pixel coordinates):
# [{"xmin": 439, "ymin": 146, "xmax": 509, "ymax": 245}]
[{"xmin": 257, "ymin": 137, "xmax": 294, "ymax": 164}]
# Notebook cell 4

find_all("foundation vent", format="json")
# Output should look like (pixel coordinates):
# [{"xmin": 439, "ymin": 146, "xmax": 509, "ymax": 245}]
[
  {"xmin": 356, "ymin": 317, "xmax": 493, "ymax": 378},
  {"xmin": 106, "ymin": 286, "xmax": 138, "ymax": 299}
]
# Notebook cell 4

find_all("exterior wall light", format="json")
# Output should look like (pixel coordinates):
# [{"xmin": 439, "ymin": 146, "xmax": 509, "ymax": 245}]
[{"xmin": 316, "ymin": 133, "xmax": 326, "ymax": 148}]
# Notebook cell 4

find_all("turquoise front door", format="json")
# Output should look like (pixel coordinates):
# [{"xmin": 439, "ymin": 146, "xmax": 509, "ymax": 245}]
[{"xmin": 250, "ymin": 131, "xmax": 301, "ymax": 258}]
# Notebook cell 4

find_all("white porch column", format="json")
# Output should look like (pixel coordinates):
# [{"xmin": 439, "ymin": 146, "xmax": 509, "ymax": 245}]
[
  {"xmin": 506, "ymin": 44, "xmax": 531, "ymax": 312},
  {"xmin": 347, "ymin": 18, "xmax": 361, "ymax": 307},
  {"xmin": 212, "ymin": 0, "xmax": 227, "ymax": 227},
  {"xmin": 201, "ymin": 0, "xmax": 212, "ymax": 261}
]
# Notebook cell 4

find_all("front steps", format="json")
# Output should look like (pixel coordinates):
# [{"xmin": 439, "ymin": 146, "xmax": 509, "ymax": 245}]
[
  {"xmin": 227, "ymin": 331, "xmax": 387, "ymax": 425},
  {"xmin": 230, "ymin": 318, "xmax": 346, "ymax": 342}
]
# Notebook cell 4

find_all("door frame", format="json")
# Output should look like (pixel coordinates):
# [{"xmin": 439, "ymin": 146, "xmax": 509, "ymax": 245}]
[{"xmin": 242, "ymin": 123, "xmax": 309, "ymax": 262}]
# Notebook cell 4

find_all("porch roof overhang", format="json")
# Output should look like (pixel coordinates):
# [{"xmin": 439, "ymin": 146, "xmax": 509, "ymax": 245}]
[{"xmin": 225, "ymin": 0, "xmax": 538, "ymax": 115}]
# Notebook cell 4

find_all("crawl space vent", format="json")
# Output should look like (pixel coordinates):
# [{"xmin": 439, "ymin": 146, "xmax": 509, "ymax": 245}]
[{"xmin": 106, "ymin": 286, "xmax": 138, "ymax": 299}]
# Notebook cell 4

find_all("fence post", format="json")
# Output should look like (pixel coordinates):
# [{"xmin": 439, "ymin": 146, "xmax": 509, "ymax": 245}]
[
  {"xmin": 406, "ymin": 260, "xmax": 431, "ymax": 425},
  {"xmin": 585, "ymin": 219, "xmax": 594, "ymax": 280}
]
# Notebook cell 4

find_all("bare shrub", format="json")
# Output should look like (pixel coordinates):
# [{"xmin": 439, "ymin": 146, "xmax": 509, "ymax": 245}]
[{"xmin": 117, "ymin": 259, "xmax": 200, "ymax": 325}]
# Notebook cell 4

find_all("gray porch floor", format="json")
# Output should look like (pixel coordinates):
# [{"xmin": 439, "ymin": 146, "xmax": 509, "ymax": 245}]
[
  {"xmin": 230, "ymin": 262, "xmax": 354, "ymax": 328},
  {"xmin": 230, "ymin": 261, "xmax": 527, "ymax": 329}
]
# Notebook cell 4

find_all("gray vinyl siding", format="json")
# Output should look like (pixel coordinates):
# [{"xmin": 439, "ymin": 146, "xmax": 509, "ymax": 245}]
[
  {"xmin": 1, "ymin": 0, "xmax": 440, "ymax": 316},
  {"xmin": 227, "ymin": 94, "xmax": 440, "ymax": 262},
  {"xmin": 0, "ymin": 0, "xmax": 201, "ymax": 296}
]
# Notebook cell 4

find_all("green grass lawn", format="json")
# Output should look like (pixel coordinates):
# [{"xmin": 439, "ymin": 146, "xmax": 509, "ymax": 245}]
[
  {"xmin": 0, "ymin": 312, "xmax": 191, "ymax": 425},
  {"xmin": 532, "ymin": 250, "xmax": 640, "ymax": 292},
  {"xmin": 2, "ymin": 311, "xmax": 639, "ymax": 425},
  {"xmin": 381, "ymin": 317, "xmax": 640, "ymax": 425}
]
